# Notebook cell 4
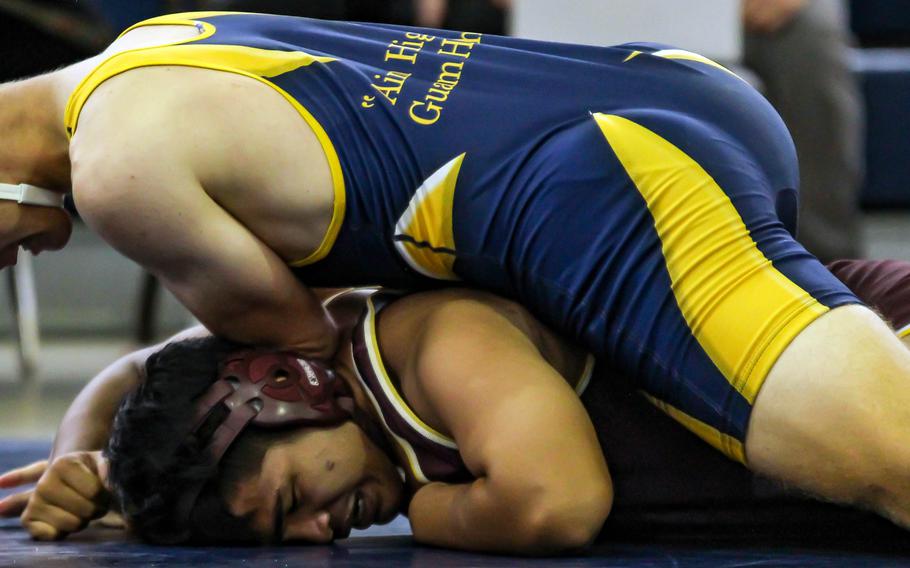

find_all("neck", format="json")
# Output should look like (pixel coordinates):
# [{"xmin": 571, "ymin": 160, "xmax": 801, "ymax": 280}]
[{"xmin": 0, "ymin": 75, "xmax": 71, "ymax": 191}]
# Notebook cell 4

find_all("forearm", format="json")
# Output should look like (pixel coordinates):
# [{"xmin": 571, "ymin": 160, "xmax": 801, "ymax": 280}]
[
  {"xmin": 50, "ymin": 326, "xmax": 209, "ymax": 459},
  {"xmin": 50, "ymin": 351, "xmax": 148, "ymax": 459},
  {"xmin": 409, "ymin": 479, "xmax": 593, "ymax": 555},
  {"xmin": 199, "ymin": 284, "xmax": 338, "ymax": 359}
]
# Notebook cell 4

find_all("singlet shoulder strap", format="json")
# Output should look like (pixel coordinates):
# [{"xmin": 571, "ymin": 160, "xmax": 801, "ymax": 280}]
[
  {"xmin": 63, "ymin": 11, "xmax": 346, "ymax": 266},
  {"xmin": 574, "ymin": 353, "xmax": 596, "ymax": 396},
  {"xmin": 352, "ymin": 292, "xmax": 466, "ymax": 485}
]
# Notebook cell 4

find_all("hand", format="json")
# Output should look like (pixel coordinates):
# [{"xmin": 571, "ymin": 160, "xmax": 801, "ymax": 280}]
[
  {"xmin": 414, "ymin": 0, "xmax": 447, "ymax": 28},
  {"xmin": 743, "ymin": 0, "xmax": 807, "ymax": 34},
  {"xmin": 0, "ymin": 451, "xmax": 112, "ymax": 541},
  {"xmin": 0, "ymin": 459, "xmax": 46, "ymax": 518}
]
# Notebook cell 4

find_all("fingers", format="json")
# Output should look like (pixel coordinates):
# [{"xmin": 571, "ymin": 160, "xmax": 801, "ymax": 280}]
[
  {"xmin": 38, "ymin": 482, "xmax": 103, "ymax": 521},
  {"xmin": 0, "ymin": 461, "xmax": 48, "ymax": 488},
  {"xmin": 94, "ymin": 510, "xmax": 126, "ymax": 529},
  {"xmin": 22, "ymin": 501, "xmax": 86, "ymax": 540},
  {"xmin": 0, "ymin": 490, "xmax": 33, "ymax": 518},
  {"xmin": 15, "ymin": 452, "xmax": 113, "ymax": 541},
  {"xmin": 56, "ymin": 457, "xmax": 107, "ymax": 506},
  {"xmin": 24, "ymin": 520, "xmax": 59, "ymax": 541}
]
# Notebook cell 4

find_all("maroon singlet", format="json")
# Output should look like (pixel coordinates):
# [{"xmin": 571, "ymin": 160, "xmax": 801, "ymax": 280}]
[{"xmin": 827, "ymin": 259, "xmax": 910, "ymax": 337}]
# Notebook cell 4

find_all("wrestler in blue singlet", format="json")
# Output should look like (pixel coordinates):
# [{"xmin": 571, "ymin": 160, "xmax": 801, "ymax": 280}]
[{"xmin": 66, "ymin": 12, "xmax": 860, "ymax": 463}]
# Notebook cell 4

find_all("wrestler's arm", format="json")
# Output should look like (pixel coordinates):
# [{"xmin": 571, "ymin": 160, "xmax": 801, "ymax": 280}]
[
  {"xmin": 48, "ymin": 286, "xmax": 348, "ymax": 458},
  {"xmin": 0, "ymin": 326, "xmax": 210, "ymax": 539},
  {"xmin": 50, "ymin": 326, "xmax": 210, "ymax": 459},
  {"xmin": 405, "ymin": 299, "xmax": 612, "ymax": 554},
  {"xmin": 69, "ymin": 77, "xmax": 337, "ymax": 360}
]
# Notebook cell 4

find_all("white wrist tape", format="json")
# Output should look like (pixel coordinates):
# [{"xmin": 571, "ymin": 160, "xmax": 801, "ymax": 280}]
[{"xmin": 0, "ymin": 183, "xmax": 66, "ymax": 208}]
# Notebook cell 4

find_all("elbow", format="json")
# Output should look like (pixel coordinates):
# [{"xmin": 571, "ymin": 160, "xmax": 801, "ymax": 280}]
[{"xmin": 519, "ymin": 482, "xmax": 613, "ymax": 553}]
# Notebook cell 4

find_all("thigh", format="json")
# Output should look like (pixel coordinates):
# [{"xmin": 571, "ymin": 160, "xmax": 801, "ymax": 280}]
[
  {"xmin": 589, "ymin": 110, "xmax": 860, "ymax": 464},
  {"xmin": 747, "ymin": 304, "xmax": 910, "ymax": 520}
]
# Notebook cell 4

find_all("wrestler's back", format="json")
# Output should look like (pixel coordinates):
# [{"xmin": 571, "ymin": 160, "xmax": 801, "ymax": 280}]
[{"xmin": 59, "ymin": 23, "xmax": 337, "ymax": 264}]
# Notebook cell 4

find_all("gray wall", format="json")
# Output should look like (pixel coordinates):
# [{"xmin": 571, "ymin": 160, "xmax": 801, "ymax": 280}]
[{"xmin": 0, "ymin": 224, "xmax": 193, "ymax": 340}]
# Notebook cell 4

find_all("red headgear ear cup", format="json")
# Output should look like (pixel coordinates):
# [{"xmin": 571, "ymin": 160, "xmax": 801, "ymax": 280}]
[
  {"xmin": 213, "ymin": 350, "xmax": 353, "ymax": 427},
  {"xmin": 171, "ymin": 350, "xmax": 356, "ymax": 538}
]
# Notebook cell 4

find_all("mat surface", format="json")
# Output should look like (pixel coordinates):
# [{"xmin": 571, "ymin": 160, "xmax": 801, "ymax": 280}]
[{"xmin": 4, "ymin": 440, "xmax": 910, "ymax": 567}]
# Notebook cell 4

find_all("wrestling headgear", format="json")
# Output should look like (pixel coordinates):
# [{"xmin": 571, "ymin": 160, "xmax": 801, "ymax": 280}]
[
  {"xmin": 0, "ymin": 183, "xmax": 65, "ymax": 208},
  {"xmin": 172, "ymin": 349, "xmax": 355, "ymax": 534}
]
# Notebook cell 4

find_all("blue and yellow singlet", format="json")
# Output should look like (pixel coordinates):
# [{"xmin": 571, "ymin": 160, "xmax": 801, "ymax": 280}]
[{"xmin": 65, "ymin": 12, "xmax": 860, "ymax": 463}]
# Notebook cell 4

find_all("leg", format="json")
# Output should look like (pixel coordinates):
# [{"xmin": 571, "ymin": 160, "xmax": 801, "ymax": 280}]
[{"xmin": 747, "ymin": 305, "xmax": 910, "ymax": 526}]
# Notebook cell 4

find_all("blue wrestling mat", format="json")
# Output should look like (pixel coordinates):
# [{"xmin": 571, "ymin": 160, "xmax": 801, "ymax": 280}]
[{"xmin": 3, "ymin": 440, "xmax": 910, "ymax": 567}]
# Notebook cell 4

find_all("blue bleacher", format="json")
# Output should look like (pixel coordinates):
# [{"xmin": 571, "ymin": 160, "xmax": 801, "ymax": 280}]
[
  {"xmin": 853, "ymin": 49, "xmax": 910, "ymax": 209},
  {"xmin": 851, "ymin": 0, "xmax": 910, "ymax": 46},
  {"xmin": 850, "ymin": 1, "xmax": 910, "ymax": 209}
]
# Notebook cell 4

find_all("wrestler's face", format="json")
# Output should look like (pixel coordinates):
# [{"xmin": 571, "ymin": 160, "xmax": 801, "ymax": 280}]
[
  {"xmin": 225, "ymin": 420, "xmax": 403, "ymax": 544},
  {"xmin": 0, "ymin": 202, "xmax": 72, "ymax": 267}
]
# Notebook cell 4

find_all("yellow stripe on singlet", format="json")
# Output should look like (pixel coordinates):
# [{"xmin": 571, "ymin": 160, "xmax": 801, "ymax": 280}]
[
  {"xmin": 623, "ymin": 47, "xmax": 743, "ymax": 81},
  {"xmin": 643, "ymin": 393, "xmax": 747, "ymax": 463},
  {"xmin": 593, "ymin": 113, "xmax": 829, "ymax": 462},
  {"xmin": 393, "ymin": 154, "xmax": 466, "ymax": 281},
  {"xmin": 115, "ymin": 12, "xmax": 236, "ymax": 38},
  {"xmin": 649, "ymin": 49, "xmax": 744, "ymax": 81},
  {"xmin": 64, "ymin": 13, "xmax": 345, "ymax": 266}
]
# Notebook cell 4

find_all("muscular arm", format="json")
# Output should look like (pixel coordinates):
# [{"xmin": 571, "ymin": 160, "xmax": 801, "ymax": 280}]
[
  {"xmin": 0, "ymin": 327, "xmax": 210, "ymax": 539},
  {"xmin": 50, "ymin": 326, "xmax": 209, "ymax": 459},
  {"xmin": 50, "ymin": 285, "xmax": 350, "ymax": 459},
  {"xmin": 404, "ymin": 297, "xmax": 612, "ymax": 554},
  {"xmin": 70, "ymin": 70, "xmax": 337, "ymax": 359}
]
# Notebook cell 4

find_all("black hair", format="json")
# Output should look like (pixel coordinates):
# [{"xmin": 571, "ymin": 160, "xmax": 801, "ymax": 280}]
[{"xmin": 105, "ymin": 336, "xmax": 292, "ymax": 545}]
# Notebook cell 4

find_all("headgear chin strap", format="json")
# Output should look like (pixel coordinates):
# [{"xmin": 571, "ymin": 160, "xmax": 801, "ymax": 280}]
[
  {"xmin": 0, "ymin": 183, "xmax": 66, "ymax": 208},
  {"xmin": 169, "ymin": 350, "xmax": 355, "ymax": 539}
]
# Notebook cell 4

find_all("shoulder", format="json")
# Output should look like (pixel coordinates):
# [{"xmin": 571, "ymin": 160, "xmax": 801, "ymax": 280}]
[
  {"xmin": 382, "ymin": 289, "xmax": 543, "ymax": 353},
  {"xmin": 394, "ymin": 288, "xmax": 539, "ymax": 333},
  {"xmin": 375, "ymin": 289, "xmax": 549, "ymax": 388},
  {"xmin": 68, "ymin": 64, "xmax": 260, "ymax": 229},
  {"xmin": 69, "ymin": 67, "xmax": 202, "ymax": 197},
  {"xmin": 69, "ymin": 64, "xmax": 235, "ymax": 162},
  {"xmin": 391, "ymin": 289, "xmax": 589, "ymax": 369}
]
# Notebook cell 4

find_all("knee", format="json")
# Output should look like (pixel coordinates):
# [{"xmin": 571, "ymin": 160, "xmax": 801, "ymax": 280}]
[{"xmin": 855, "ymin": 437, "xmax": 910, "ymax": 526}]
